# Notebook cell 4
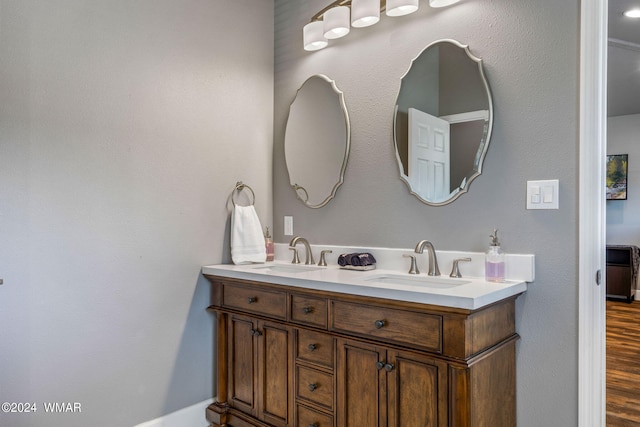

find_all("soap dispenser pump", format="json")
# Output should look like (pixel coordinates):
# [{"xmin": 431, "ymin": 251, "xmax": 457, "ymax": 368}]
[
  {"xmin": 485, "ymin": 228, "xmax": 505, "ymax": 282},
  {"xmin": 264, "ymin": 227, "xmax": 274, "ymax": 262}
]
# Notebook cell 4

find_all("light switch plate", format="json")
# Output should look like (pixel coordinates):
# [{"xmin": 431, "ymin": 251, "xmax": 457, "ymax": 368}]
[
  {"xmin": 284, "ymin": 216, "xmax": 293, "ymax": 235},
  {"xmin": 527, "ymin": 179, "xmax": 559, "ymax": 210}
]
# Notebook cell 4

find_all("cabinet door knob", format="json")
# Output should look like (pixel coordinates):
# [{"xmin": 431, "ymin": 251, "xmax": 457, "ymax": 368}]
[
  {"xmin": 385, "ymin": 363, "xmax": 395, "ymax": 372},
  {"xmin": 376, "ymin": 361, "xmax": 385, "ymax": 370},
  {"xmin": 308, "ymin": 383, "xmax": 318, "ymax": 392},
  {"xmin": 308, "ymin": 343, "xmax": 318, "ymax": 351},
  {"xmin": 374, "ymin": 319, "xmax": 386, "ymax": 329},
  {"xmin": 250, "ymin": 329, "xmax": 262, "ymax": 336},
  {"xmin": 303, "ymin": 306, "xmax": 313, "ymax": 314},
  {"xmin": 247, "ymin": 297, "xmax": 257, "ymax": 304}
]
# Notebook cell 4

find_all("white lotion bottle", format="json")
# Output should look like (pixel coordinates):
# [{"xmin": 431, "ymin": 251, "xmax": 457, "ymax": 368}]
[{"xmin": 485, "ymin": 229, "xmax": 505, "ymax": 282}]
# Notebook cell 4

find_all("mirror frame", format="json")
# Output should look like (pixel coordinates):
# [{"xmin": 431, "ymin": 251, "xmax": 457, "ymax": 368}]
[
  {"xmin": 285, "ymin": 74, "xmax": 351, "ymax": 209},
  {"xmin": 393, "ymin": 39, "xmax": 494, "ymax": 206}
]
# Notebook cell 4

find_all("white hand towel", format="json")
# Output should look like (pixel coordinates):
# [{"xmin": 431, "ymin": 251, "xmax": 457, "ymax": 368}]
[{"xmin": 231, "ymin": 205, "xmax": 266, "ymax": 264}]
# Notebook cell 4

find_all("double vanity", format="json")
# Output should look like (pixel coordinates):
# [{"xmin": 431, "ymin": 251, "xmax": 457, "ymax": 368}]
[
  {"xmin": 202, "ymin": 244, "xmax": 532, "ymax": 427},
  {"xmin": 245, "ymin": 30, "xmax": 519, "ymax": 427}
]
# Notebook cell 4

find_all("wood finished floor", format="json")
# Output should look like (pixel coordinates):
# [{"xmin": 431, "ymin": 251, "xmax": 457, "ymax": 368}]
[{"xmin": 607, "ymin": 300, "xmax": 640, "ymax": 426}]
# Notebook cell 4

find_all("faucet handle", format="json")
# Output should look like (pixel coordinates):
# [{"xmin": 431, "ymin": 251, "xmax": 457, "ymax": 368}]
[
  {"xmin": 289, "ymin": 248, "xmax": 300, "ymax": 264},
  {"xmin": 403, "ymin": 254, "xmax": 420, "ymax": 275},
  {"xmin": 450, "ymin": 257, "xmax": 472, "ymax": 278},
  {"xmin": 318, "ymin": 250, "xmax": 332, "ymax": 266}
]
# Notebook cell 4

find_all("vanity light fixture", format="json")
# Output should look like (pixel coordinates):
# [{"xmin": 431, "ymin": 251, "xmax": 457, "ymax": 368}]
[
  {"xmin": 324, "ymin": 5, "xmax": 351, "ymax": 39},
  {"xmin": 623, "ymin": 8, "xmax": 640, "ymax": 18},
  {"xmin": 386, "ymin": 0, "xmax": 419, "ymax": 17},
  {"xmin": 304, "ymin": 0, "xmax": 460, "ymax": 51},
  {"xmin": 303, "ymin": 21, "xmax": 329, "ymax": 51},
  {"xmin": 429, "ymin": 0, "xmax": 460, "ymax": 7},
  {"xmin": 351, "ymin": 0, "xmax": 380, "ymax": 27}
]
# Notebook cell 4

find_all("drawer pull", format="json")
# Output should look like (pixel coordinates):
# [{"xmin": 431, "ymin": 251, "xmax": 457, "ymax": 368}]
[
  {"xmin": 247, "ymin": 297, "xmax": 257, "ymax": 304},
  {"xmin": 376, "ymin": 361, "xmax": 385, "ymax": 370},
  {"xmin": 308, "ymin": 383, "xmax": 318, "ymax": 392},
  {"xmin": 308, "ymin": 343, "xmax": 318, "ymax": 351},
  {"xmin": 309, "ymin": 424, "xmax": 318, "ymax": 427},
  {"xmin": 374, "ymin": 319, "xmax": 386, "ymax": 329},
  {"xmin": 303, "ymin": 306, "xmax": 313, "ymax": 314},
  {"xmin": 250, "ymin": 329, "xmax": 262, "ymax": 336},
  {"xmin": 384, "ymin": 363, "xmax": 395, "ymax": 372}
]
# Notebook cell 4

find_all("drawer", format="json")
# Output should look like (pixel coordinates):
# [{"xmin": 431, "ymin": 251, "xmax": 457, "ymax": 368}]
[
  {"xmin": 291, "ymin": 294, "xmax": 328, "ymax": 328},
  {"xmin": 297, "ymin": 404, "xmax": 333, "ymax": 427},
  {"xmin": 331, "ymin": 300, "xmax": 442, "ymax": 353},
  {"xmin": 296, "ymin": 329, "xmax": 334, "ymax": 369},
  {"xmin": 222, "ymin": 284, "xmax": 286, "ymax": 319},
  {"xmin": 296, "ymin": 366, "xmax": 334, "ymax": 410}
]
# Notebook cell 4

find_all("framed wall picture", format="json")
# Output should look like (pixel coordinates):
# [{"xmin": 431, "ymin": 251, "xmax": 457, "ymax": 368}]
[{"xmin": 606, "ymin": 154, "xmax": 628, "ymax": 200}]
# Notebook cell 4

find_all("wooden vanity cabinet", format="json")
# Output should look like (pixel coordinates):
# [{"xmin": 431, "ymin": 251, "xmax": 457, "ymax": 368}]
[
  {"xmin": 226, "ymin": 314, "xmax": 292, "ymax": 427},
  {"xmin": 337, "ymin": 338, "xmax": 448, "ymax": 426},
  {"xmin": 205, "ymin": 275, "xmax": 520, "ymax": 427}
]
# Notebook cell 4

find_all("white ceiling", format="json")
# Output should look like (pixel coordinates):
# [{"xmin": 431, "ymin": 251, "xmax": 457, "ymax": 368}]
[{"xmin": 608, "ymin": 0, "xmax": 640, "ymax": 117}]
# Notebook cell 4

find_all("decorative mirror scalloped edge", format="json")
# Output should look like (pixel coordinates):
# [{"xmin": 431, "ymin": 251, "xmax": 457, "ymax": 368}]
[
  {"xmin": 393, "ymin": 39, "xmax": 494, "ymax": 207},
  {"xmin": 285, "ymin": 74, "xmax": 351, "ymax": 209}
]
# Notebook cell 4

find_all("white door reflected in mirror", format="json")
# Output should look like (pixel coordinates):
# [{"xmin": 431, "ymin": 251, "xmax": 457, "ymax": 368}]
[{"xmin": 408, "ymin": 108, "xmax": 451, "ymax": 201}]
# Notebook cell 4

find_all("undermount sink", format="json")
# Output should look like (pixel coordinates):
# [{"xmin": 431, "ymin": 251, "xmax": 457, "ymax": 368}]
[
  {"xmin": 365, "ymin": 274, "xmax": 471, "ymax": 288},
  {"xmin": 251, "ymin": 264, "xmax": 324, "ymax": 274}
]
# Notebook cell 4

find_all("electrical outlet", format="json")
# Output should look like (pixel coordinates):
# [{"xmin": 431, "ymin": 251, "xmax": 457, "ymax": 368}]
[{"xmin": 284, "ymin": 216, "xmax": 293, "ymax": 235}]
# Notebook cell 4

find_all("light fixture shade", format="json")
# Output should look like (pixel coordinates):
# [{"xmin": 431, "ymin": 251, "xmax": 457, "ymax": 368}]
[
  {"xmin": 323, "ymin": 6, "xmax": 350, "ymax": 39},
  {"xmin": 429, "ymin": 0, "xmax": 460, "ymax": 7},
  {"xmin": 623, "ymin": 9, "xmax": 640, "ymax": 18},
  {"xmin": 386, "ymin": 0, "xmax": 419, "ymax": 17},
  {"xmin": 303, "ymin": 21, "xmax": 328, "ymax": 51},
  {"xmin": 352, "ymin": 0, "xmax": 380, "ymax": 28}
]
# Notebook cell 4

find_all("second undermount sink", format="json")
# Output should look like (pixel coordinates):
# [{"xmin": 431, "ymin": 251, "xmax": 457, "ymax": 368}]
[
  {"xmin": 251, "ymin": 264, "xmax": 324, "ymax": 274},
  {"xmin": 365, "ymin": 274, "xmax": 471, "ymax": 288}
]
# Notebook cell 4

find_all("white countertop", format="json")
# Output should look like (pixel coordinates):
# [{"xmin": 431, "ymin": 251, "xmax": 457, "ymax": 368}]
[{"xmin": 201, "ymin": 261, "xmax": 527, "ymax": 310}]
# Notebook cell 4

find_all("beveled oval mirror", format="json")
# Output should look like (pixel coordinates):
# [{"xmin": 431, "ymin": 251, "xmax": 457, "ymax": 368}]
[
  {"xmin": 394, "ymin": 39, "xmax": 493, "ymax": 206},
  {"xmin": 285, "ymin": 75, "xmax": 350, "ymax": 208}
]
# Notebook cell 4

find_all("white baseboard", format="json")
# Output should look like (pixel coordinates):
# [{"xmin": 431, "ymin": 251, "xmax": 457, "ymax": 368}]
[{"xmin": 133, "ymin": 398, "xmax": 214, "ymax": 427}]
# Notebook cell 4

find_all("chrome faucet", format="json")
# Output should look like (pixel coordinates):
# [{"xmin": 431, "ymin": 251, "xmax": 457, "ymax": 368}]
[
  {"xmin": 289, "ymin": 236, "xmax": 315, "ymax": 265},
  {"xmin": 414, "ymin": 240, "xmax": 441, "ymax": 276}
]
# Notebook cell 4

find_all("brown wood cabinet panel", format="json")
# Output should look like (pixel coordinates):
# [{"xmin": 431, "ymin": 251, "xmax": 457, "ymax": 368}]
[
  {"xmin": 386, "ymin": 350, "xmax": 448, "ymax": 427},
  {"xmin": 258, "ymin": 321, "xmax": 291, "ymax": 426},
  {"xmin": 223, "ymin": 284, "xmax": 287, "ymax": 319},
  {"xmin": 228, "ymin": 314, "xmax": 256, "ymax": 415},
  {"xmin": 337, "ymin": 339, "xmax": 386, "ymax": 427},
  {"xmin": 296, "ymin": 404, "xmax": 333, "ymax": 427},
  {"xmin": 331, "ymin": 300, "xmax": 442, "ymax": 353},
  {"xmin": 291, "ymin": 294, "xmax": 328, "ymax": 328},
  {"xmin": 295, "ymin": 329, "xmax": 334, "ymax": 369},
  {"xmin": 296, "ymin": 365, "xmax": 334, "ymax": 410}
]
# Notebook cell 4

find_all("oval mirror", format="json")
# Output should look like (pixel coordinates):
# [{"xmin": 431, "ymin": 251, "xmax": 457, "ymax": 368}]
[
  {"xmin": 285, "ymin": 75, "xmax": 350, "ymax": 208},
  {"xmin": 394, "ymin": 39, "xmax": 493, "ymax": 206}
]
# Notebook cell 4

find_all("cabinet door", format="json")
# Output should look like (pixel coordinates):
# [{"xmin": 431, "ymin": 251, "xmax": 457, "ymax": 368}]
[
  {"xmin": 257, "ymin": 320, "xmax": 291, "ymax": 427},
  {"xmin": 228, "ymin": 314, "xmax": 257, "ymax": 416},
  {"xmin": 337, "ymin": 339, "xmax": 386, "ymax": 427},
  {"xmin": 386, "ymin": 350, "xmax": 447, "ymax": 427}
]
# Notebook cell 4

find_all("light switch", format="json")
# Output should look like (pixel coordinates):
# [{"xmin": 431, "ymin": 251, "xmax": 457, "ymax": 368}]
[
  {"xmin": 527, "ymin": 180, "xmax": 559, "ymax": 210},
  {"xmin": 530, "ymin": 185, "xmax": 541, "ymax": 204}
]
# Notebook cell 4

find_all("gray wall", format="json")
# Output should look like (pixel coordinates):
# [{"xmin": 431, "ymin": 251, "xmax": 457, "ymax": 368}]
[
  {"xmin": 274, "ymin": 0, "xmax": 579, "ymax": 425},
  {"xmin": 0, "ymin": 0, "xmax": 273, "ymax": 426},
  {"xmin": 607, "ymin": 114, "xmax": 640, "ymax": 250}
]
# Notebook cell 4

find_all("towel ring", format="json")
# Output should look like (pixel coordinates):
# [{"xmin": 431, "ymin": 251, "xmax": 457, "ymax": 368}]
[{"xmin": 232, "ymin": 181, "xmax": 255, "ymax": 206}]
